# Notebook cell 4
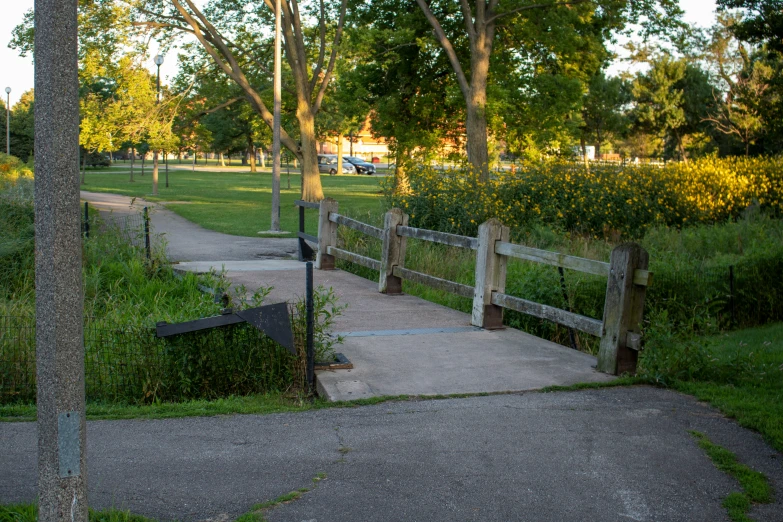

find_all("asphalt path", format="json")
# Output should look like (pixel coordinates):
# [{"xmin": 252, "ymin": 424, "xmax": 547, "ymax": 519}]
[
  {"xmin": 2, "ymin": 387, "xmax": 782, "ymax": 522},
  {"xmin": 81, "ymin": 191, "xmax": 297, "ymax": 262}
]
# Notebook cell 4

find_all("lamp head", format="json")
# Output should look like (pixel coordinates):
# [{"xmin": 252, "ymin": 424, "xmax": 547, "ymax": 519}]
[
  {"xmin": 4, "ymin": 87, "xmax": 10, "ymax": 95},
  {"xmin": 154, "ymin": 55, "xmax": 165, "ymax": 66}
]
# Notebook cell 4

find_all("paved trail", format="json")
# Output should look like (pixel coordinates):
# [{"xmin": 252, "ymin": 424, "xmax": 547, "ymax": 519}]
[
  {"xmin": 2, "ymin": 388, "xmax": 782, "ymax": 522},
  {"xmin": 81, "ymin": 191, "xmax": 297, "ymax": 261}
]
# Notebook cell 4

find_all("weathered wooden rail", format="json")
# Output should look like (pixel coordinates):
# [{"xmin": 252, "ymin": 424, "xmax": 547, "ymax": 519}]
[{"xmin": 307, "ymin": 197, "xmax": 652, "ymax": 375}]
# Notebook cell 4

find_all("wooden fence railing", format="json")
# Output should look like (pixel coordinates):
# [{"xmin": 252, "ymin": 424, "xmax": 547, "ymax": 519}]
[{"xmin": 301, "ymin": 197, "xmax": 652, "ymax": 376}]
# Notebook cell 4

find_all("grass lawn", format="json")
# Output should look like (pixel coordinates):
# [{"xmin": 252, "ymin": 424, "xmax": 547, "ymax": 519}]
[
  {"xmin": 79, "ymin": 168, "xmax": 386, "ymax": 238},
  {"xmin": 673, "ymin": 322, "xmax": 783, "ymax": 452}
]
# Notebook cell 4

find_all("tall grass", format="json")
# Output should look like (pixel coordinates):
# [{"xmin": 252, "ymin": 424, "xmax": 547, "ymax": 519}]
[{"xmin": 0, "ymin": 154, "xmax": 342, "ymax": 404}]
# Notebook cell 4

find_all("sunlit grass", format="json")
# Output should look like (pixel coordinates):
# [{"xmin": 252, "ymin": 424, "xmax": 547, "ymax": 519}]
[{"xmin": 80, "ymin": 169, "xmax": 386, "ymax": 237}]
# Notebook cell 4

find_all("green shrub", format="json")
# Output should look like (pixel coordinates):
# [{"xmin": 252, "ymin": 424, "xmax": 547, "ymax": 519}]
[{"xmin": 385, "ymin": 157, "xmax": 783, "ymax": 239}]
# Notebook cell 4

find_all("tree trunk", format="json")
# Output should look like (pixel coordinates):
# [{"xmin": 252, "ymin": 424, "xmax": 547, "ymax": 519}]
[
  {"xmin": 466, "ymin": 102, "xmax": 490, "ymax": 181},
  {"xmin": 220, "ymin": 152, "xmax": 225, "ymax": 167},
  {"xmin": 165, "ymin": 151, "xmax": 169, "ymax": 188},
  {"xmin": 260, "ymin": 148, "xmax": 266, "ymax": 168},
  {"xmin": 677, "ymin": 134, "xmax": 687, "ymax": 163},
  {"xmin": 141, "ymin": 153, "xmax": 145, "ymax": 176},
  {"xmin": 466, "ymin": 34, "xmax": 492, "ymax": 182},
  {"xmin": 394, "ymin": 148, "xmax": 411, "ymax": 194},
  {"xmin": 298, "ymin": 105, "xmax": 323, "ymax": 201},
  {"xmin": 178, "ymin": 149, "xmax": 183, "ymax": 163},
  {"xmin": 336, "ymin": 134, "xmax": 344, "ymax": 176},
  {"xmin": 130, "ymin": 147, "xmax": 135, "ymax": 182},
  {"xmin": 249, "ymin": 143, "xmax": 257, "ymax": 173}
]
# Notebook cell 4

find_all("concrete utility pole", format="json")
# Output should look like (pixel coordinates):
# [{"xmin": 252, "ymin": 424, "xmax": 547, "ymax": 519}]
[
  {"xmin": 270, "ymin": 0, "xmax": 282, "ymax": 232},
  {"xmin": 34, "ymin": 0, "xmax": 87, "ymax": 520}
]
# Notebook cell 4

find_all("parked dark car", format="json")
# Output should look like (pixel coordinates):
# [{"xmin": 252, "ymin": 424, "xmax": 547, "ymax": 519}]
[{"xmin": 342, "ymin": 156, "xmax": 376, "ymax": 175}]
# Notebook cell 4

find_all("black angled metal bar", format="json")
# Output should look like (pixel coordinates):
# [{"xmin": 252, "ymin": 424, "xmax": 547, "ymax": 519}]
[
  {"xmin": 143, "ymin": 206, "xmax": 151, "ymax": 261},
  {"xmin": 297, "ymin": 201, "xmax": 315, "ymax": 261},
  {"xmin": 306, "ymin": 261, "xmax": 315, "ymax": 393},
  {"xmin": 84, "ymin": 202, "xmax": 90, "ymax": 238}
]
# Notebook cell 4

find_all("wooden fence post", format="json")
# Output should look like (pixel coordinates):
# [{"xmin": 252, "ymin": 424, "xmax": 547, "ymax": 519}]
[
  {"xmin": 597, "ymin": 243, "xmax": 649, "ymax": 375},
  {"xmin": 315, "ymin": 198, "xmax": 338, "ymax": 270},
  {"xmin": 379, "ymin": 208, "xmax": 408, "ymax": 294},
  {"xmin": 472, "ymin": 218, "xmax": 510, "ymax": 329}
]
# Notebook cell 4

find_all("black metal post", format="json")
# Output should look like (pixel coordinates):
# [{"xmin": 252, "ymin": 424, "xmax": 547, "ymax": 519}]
[
  {"xmin": 306, "ymin": 261, "xmax": 315, "ymax": 393},
  {"xmin": 144, "ymin": 206, "xmax": 151, "ymax": 261},
  {"xmin": 84, "ymin": 201, "xmax": 90, "ymax": 238},
  {"xmin": 558, "ymin": 266, "xmax": 578, "ymax": 350},
  {"xmin": 298, "ymin": 204, "xmax": 306, "ymax": 261},
  {"xmin": 729, "ymin": 265, "xmax": 735, "ymax": 327}
]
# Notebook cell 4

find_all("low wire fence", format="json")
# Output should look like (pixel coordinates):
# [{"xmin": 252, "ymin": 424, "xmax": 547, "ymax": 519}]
[
  {"xmin": 0, "ymin": 314, "xmax": 304, "ymax": 405},
  {"xmin": 83, "ymin": 201, "xmax": 150, "ymax": 254},
  {"xmin": 536, "ymin": 256, "xmax": 783, "ymax": 330}
]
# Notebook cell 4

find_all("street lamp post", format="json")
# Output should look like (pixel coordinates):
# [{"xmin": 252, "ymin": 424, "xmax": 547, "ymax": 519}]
[
  {"xmin": 271, "ymin": 0, "xmax": 282, "ymax": 231},
  {"xmin": 152, "ymin": 54, "xmax": 164, "ymax": 195},
  {"xmin": 4, "ymin": 87, "xmax": 10, "ymax": 156}
]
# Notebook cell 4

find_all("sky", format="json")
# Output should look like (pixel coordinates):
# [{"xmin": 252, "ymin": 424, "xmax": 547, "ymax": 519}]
[{"xmin": 0, "ymin": 0, "xmax": 720, "ymax": 109}]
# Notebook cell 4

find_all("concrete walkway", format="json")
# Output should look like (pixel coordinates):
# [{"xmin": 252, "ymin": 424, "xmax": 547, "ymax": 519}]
[
  {"xmin": 3, "ymin": 387, "xmax": 782, "ymax": 521},
  {"xmin": 81, "ymin": 191, "xmax": 298, "ymax": 261},
  {"xmin": 82, "ymin": 191, "xmax": 613, "ymax": 401}
]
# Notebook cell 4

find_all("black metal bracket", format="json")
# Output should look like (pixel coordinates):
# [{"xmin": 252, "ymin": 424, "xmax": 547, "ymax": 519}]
[{"xmin": 155, "ymin": 302, "xmax": 295, "ymax": 355}]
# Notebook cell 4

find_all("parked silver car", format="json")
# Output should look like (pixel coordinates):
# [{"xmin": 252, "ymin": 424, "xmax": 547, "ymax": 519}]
[{"xmin": 318, "ymin": 154, "xmax": 356, "ymax": 175}]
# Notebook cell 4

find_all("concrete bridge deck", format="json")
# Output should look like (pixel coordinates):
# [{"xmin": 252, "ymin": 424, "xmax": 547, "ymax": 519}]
[
  {"xmin": 177, "ymin": 260, "xmax": 614, "ymax": 400},
  {"xmin": 83, "ymin": 191, "xmax": 613, "ymax": 401}
]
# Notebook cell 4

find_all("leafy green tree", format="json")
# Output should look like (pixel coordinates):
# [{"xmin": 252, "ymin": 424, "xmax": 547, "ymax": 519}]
[
  {"xmin": 630, "ymin": 54, "xmax": 714, "ymax": 160},
  {"xmin": 410, "ymin": 0, "xmax": 685, "ymax": 180},
  {"xmin": 131, "ymin": 0, "xmax": 350, "ymax": 201},
  {"xmin": 348, "ymin": 0, "xmax": 462, "ymax": 190},
  {"xmin": 717, "ymin": 0, "xmax": 783, "ymax": 52},
  {"xmin": 705, "ymin": 14, "xmax": 776, "ymax": 155},
  {"xmin": 9, "ymin": 90, "xmax": 35, "ymax": 162},
  {"xmin": 580, "ymin": 73, "xmax": 630, "ymax": 158}
]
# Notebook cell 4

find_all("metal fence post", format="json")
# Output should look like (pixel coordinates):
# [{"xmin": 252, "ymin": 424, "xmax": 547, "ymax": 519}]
[
  {"xmin": 306, "ymin": 261, "xmax": 315, "ymax": 393},
  {"xmin": 558, "ymin": 266, "xmax": 577, "ymax": 350},
  {"xmin": 597, "ymin": 243, "xmax": 649, "ymax": 375},
  {"xmin": 297, "ymin": 204, "xmax": 314, "ymax": 261},
  {"xmin": 84, "ymin": 202, "xmax": 90, "ymax": 239},
  {"xmin": 143, "ymin": 206, "xmax": 151, "ymax": 261},
  {"xmin": 729, "ymin": 265, "xmax": 735, "ymax": 327}
]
